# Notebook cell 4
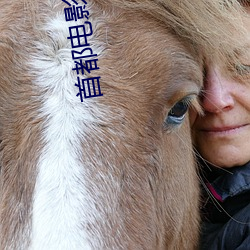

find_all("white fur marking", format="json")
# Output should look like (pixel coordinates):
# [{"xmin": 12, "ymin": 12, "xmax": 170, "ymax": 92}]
[{"xmin": 30, "ymin": 9, "xmax": 104, "ymax": 249}]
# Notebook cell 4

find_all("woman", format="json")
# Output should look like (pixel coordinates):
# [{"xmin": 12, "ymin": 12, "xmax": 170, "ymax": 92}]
[{"xmin": 191, "ymin": 3, "xmax": 250, "ymax": 250}]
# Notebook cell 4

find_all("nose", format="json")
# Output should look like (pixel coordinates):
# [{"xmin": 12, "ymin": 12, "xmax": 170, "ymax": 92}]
[{"xmin": 201, "ymin": 65, "xmax": 235, "ymax": 113}]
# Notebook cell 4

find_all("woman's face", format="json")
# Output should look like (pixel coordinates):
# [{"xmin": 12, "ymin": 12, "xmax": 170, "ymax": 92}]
[{"xmin": 191, "ymin": 8, "xmax": 250, "ymax": 168}]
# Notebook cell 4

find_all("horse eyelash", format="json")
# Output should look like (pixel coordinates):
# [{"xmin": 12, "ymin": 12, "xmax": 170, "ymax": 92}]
[{"xmin": 187, "ymin": 95, "xmax": 203, "ymax": 116}]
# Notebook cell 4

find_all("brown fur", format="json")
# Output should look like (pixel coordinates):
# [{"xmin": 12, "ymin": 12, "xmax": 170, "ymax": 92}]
[{"xmin": 0, "ymin": 0, "xmax": 247, "ymax": 249}]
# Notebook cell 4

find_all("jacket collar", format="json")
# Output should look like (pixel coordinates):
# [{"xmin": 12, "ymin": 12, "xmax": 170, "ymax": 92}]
[{"xmin": 201, "ymin": 161, "xmax": 250, "ymax": 202}]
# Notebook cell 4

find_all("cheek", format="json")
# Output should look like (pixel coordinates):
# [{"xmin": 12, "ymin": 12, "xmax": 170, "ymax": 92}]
[{"xmin": 236, "ymin": 85, "xmax": 250, "ymax": 109}]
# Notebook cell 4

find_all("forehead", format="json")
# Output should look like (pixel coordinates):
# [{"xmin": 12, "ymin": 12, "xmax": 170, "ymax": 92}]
[
  {"xmin": 233, "ymin": 8, "xmax": 250, "ymax": 65},
  {"xmin": 98, "ymin": 11, "xmax": 203, "ymax": 105},
  {"xmin": 244, "ymin": 7, "xmax": 250, "ymax": 31}
]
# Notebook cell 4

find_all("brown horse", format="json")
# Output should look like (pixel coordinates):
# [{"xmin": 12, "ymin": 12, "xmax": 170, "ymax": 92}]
[{"xmin": 0, "ymin": 0, "xmax": 245, "ymax": 249}]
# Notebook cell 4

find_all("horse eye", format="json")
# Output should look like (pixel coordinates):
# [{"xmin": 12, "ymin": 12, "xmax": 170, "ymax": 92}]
[{"xmin": 166, "ymin": 98, "xmax": 189, "ymax": 126}]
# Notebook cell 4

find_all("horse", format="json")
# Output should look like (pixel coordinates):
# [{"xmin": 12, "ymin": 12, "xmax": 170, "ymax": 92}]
[{"xmin": 0, "ymin": 0, "xmax": 245, "ymax": 249}]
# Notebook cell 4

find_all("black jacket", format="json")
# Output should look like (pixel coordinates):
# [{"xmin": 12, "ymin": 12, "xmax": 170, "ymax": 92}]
[{"xmin": 199, "ymin": 162, "xmax": 250, "ymax": 250}]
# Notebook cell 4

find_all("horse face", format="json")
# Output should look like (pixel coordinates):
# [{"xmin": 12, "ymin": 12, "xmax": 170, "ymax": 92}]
[
  {"xmin": 90, "ymin": 9, "xmax": 203, "ymax": 249},
  {"xmin": 0, "ymin": 1, "xmax": 202, "ymax": 249}
]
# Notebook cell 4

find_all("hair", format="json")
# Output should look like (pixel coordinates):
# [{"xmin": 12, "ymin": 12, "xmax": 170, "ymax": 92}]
[
  {"xmin": 24, "ymin": 0, "xmax": 247, "ymax": 66},
  {"xmin": 92, "ymin": 0, "xmax": 247, "ymax": 70},
  {"xmin": 240, "ymin": 0, "xmax": 250, "ymax": 6}
]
